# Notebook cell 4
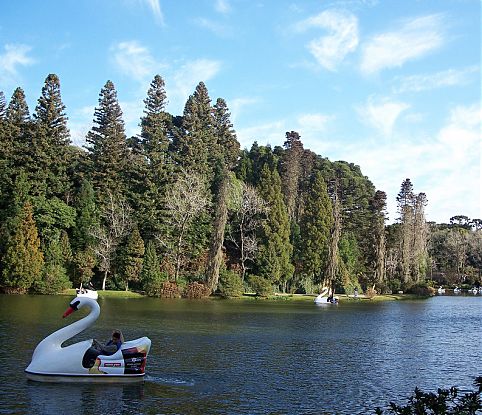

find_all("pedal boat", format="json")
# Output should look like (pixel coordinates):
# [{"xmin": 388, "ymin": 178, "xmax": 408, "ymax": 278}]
[{"xmin": 25, "ymin": 296, "xmax": 151, "ymax": 383}]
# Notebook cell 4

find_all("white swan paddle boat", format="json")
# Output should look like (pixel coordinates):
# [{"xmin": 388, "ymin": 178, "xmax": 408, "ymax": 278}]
[
  {"xmin": 76, "ymin": 283, "xmax": 98, "ymax": 300},
  {"xmin": 314, "ymin": 287, "xmax": 339, "ymax": 305},
  {"xmin": 25, "ymin": 296, "xmax": 151, "ymax": 383},
  {"xmin": 437, "ymin": 286, "xmax": 445, "ymax": 295}
]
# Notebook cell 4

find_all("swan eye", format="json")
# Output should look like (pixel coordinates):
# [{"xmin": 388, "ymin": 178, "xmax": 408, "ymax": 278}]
[{"xmin": 70, "ymin": 300, "xmax": 80, "ymax": 310}]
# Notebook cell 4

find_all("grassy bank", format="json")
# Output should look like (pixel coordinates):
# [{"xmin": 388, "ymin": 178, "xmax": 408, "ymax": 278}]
[
  {"xmin": 61, "ymin": 289, "xmax": 425, "ymax": 301},
  {"xmin": 61, "ymin": 289, "xmax": 143, "ymax": 298}
]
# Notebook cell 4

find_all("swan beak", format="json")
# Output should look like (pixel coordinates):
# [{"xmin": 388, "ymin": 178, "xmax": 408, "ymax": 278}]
[{"xmin": 62, "ymin": 306, "xmax": 75, "ymax": 318}]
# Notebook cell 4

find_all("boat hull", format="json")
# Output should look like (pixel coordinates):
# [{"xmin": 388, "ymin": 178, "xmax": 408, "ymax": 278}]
[{"xmin": 25, "ymin": 370, "xmax": 145, "ymax": 383}]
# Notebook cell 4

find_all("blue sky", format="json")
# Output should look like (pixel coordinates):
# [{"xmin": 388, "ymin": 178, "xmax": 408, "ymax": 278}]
[{"xmin": 0, "ymin": 0, "xmax": 480, "ymax": 223}]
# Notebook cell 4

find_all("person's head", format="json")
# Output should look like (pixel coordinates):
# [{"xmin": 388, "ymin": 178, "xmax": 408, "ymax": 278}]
[{"xmin": 112, "ymin": 330, "xmax": 124, "ymax": 343}]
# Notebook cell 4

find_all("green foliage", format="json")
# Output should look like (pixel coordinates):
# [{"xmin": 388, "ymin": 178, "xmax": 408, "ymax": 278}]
[
  {"xmin": 218, "ymin": 269, "xmax": 244, "ymax": 298},
  {"xmin": 141, "ymin": 241, "xmax": 165, "ymax": 296},
  {"xmin": 34, "ymin": 238, "xmax": 71, "ymax": 294},
  {"xmin": 375, "ymin": 376, "xmax": 482, "ymax": 414},
  {"xmin": 298, "ymin": 171, "xmax": 333, "ymax": 285},
  {"xmin": 121, "ymin": 227, "xmax": 145, "ymax": 290},
  {"xmin": 32, "ymin": 196, "xmax": 76, "ymax": 242},
  {"xmin": 257, "ymin": 164, "xmax": 293, "ymax": 290},
  {"xmin": 405, "ymin": 282, "xmax": 435, "ymax": 296},
  {"xmin": 1, "ymin": 202, "xmax": 44, "ymax": 292},
  {"xmin": 72, "ymin": 179, "xmax": 99, "ymax": 251},
  {"xmin": 72, "ymin": 248, "xmax": 96, "ymax": 286},
  {"xmin": 85, "ymin": 80, "xmax": 128, "ymax": 198},
  {"xmin": 248, "ymin": 275, "xmax": 273, "ymax": 297}
]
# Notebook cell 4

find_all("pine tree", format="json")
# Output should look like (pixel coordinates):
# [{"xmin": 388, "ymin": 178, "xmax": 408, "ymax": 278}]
[
  {"xmin": 34, "ymin": 237, "xmax": 71, "ymax": 294},
  {"xmin": 6, "ymin": 88, "xmax": 31, "ymax": 172},
  {"xmin": 0, "ymin": 91, "xmax": 6, "ymax": 119},
  {"xmin": 141, "ymin": 240, "xmax": 164, "ymax": 296},
  {"xmin": 212, "ymin": 98, "xmax": 239, "ymax": 170},
  {"xmin": 397, "ymin": 178, "xmax": 415, "ymax": 284},
  {"xmin": 72, "ymin": 179, "xmax": 99, "ymax": 251},
  {"xmin": 298, "ymin": 171, "xmax": 333, "ymax": 289},
  {"xmin": 280, "ymin": 131, "xmax": 304, "ymax": 222},
  {"xmin": 85, "ymin": 80, "xmax": 128, "ymax": 199},
  {"xmin": 1, "ymin": 201, "xmax": 44, "ymax": 293},
  {"xmin": 257, "ymin": 164, "xmax": 293, "ymax": 292},
  {"xmin": 370, "ymin": 191, "xmax": 387, "ymax": 285},
  {"xmin": 33, "ymin": 74, "xmax": 71, "ymax": 198},
  {"xmin": 136, "ymin": 75, "xmax": 172, "ymax": 236},
  {"xmin": 173, "ymin": 82, "xmax": 215, "ymax": 179},
  {"xmin": 122, "ymin": 227, "xmax": 145, "ymax": 291}
]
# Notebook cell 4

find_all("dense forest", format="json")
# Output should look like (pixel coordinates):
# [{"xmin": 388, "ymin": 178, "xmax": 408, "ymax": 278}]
[{"xmin": 0, "ymin": 74, "xmax": 480, "ymax": 297}]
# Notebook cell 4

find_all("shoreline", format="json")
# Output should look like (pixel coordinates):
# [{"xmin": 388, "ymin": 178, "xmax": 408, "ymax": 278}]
[{"xmin": 60, "ymin": 289, "xmax": 425, "ymax": 302}]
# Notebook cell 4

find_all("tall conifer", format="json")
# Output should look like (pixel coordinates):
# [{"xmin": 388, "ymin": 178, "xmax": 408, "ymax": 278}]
[
  {"xmin": 85, "ymin": 80, "xmax": 128, "ymax": 199},
  {"xmin": 299, "ymin": 171, "xmax": 333, "ymax": 288},
  {"xmin": 33, "ymin": 74, "xmax": 71, "ymax": 198},
  {"xmin": 257, "ymin": 164, "xmax": 293, "ymax": 292},
  {"xmin": 1, "ymin": 201, "xmax": 44, "ymax": 293}
]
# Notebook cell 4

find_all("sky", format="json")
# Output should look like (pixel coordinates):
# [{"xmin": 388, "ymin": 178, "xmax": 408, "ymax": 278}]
[{"xmin": 0, "ymin": 0, "xmax": 480, "ymax": 224}]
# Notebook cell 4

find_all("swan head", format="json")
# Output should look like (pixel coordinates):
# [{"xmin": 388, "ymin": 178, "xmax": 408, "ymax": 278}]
[{"xmin": 62, "ymin": 297, "xmax": 98, "ymax": 318}]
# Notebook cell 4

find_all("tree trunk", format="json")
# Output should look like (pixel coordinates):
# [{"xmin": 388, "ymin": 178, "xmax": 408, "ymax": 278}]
[
  {"xmin": 206, "ymin": 174, "xmax": 229, "ymax": 293},
  {"xmin": 102, "ymin": 271, "xmax": 107, "ymax": 291}
]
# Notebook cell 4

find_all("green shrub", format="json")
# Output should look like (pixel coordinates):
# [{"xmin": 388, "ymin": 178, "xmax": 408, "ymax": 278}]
[
  {"xmin": 406, "ymin": 282, "xmax": 435, "ymax": 296},
  {"xmin": 248, "ymin": 275, "xmax": 272, "ymax": 297},
  {"xmin": 375, "ymin": 376, "xmax": 482, "ymax": 414},
  {"xmin": 218, "ymin": 269, "xmax": 244, "ymax": 298}
]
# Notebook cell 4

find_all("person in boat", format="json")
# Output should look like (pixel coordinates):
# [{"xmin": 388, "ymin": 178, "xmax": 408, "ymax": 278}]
[{"xmin": 93, "ymin": 330, "xmax": 124, "ymax": 355}]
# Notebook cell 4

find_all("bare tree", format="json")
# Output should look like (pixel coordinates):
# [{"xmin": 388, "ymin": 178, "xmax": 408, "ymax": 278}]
[
  {"xmin": 227, "ymin": 183, "xmax": 267, "ymax": 281},
  {"xmin": 163, "ymin": 170, "xmax": 210, "ymax": 281},
  {"xmin": 90, "ymin": 192, "xmax": 133, "ymax": 290}
]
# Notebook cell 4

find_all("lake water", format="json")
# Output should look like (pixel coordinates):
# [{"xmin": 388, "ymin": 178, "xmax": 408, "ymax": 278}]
[{"xmin": 0, "ymin": 294, "xmax": 481, "ymax": 414}]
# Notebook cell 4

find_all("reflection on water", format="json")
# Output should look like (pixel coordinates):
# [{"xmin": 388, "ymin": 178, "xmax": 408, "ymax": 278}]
[{"xmin": 0, "ymin": 295, "xmax": 481, "ymax": 414}]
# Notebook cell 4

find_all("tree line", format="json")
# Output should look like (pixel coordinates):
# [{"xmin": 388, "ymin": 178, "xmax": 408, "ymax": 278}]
[{"xmin": 0, "ymin": 74, "xmax": 480, "ymax": 297}]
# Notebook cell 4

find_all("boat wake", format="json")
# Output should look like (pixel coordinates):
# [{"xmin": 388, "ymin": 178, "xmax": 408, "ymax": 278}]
[{"xmin": 145, "ymin": 375, "xmax": 195, "ymax": 386}]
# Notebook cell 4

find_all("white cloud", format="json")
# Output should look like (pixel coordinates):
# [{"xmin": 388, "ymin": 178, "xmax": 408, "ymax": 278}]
[
  {"xmin": 194, "ymin": 18, "xmax": 230, "ymax": 36},
  {"xmin": 297, "ymin": 113, "xmax": 333, "ymax": 133},
  {"xmin": 360, "ymin": 14, "xmax": 445, "ymax": 75},
  {"xmin": 295, "ymin": 9, "xmax": 359, "ymax": 71},
  {"xmin": 0, "ymin": 44, "xmax": 34, "ymax": 85},
  {"xmin": 394, "ymin": 66, "xmax": 479, "ymax": 93},
  {"xmin": 333, "ymin": 103, "xmax": 481, "ymax": 223},
  {"xmin": 143, "ymin": 0, "xmax": 165, "ymax": 25},
  {"xmin": 236, "ymin": 120, "xmax": 286, "ymax": 150},
  {"xmin": 215, "ymin": 0, "xmax": 231, "ymax": 14},
  {"xmin": 357, "ymin": 96, "xmax": 409, "ymax": 136},
  {"xmin": 112, "ymin": 41, "xmax": 163, "ymax": 83},
  {"xmin": 168, "ymin": 59, "xmax": 222, "ymax": 113},
  {"xmin": 228, "ymin": 97, "xmax": 259, "ymax": 123}
]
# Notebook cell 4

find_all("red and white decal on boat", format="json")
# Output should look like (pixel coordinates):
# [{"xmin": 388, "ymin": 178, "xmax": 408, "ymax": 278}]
[{"xmin": 103, "ymin": 362, "xmax": 121, "ymax": 367}]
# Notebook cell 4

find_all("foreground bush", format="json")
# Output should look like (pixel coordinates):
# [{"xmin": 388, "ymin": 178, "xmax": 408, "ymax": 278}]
[
  {"xmin": 218, "ymin": 270, "xmax": 244, "ymax": 298},
  {"xmin": 375, "ymin": 376, "xmax": 482, "ymax": 414},
  {"xmin": 248, "ymin": 275, "xmax": 272, "ymax": 297}
]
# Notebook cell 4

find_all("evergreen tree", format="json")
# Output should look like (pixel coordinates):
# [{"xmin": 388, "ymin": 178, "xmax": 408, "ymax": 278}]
[
  {"xmin": 212, "ymin": 98, "xmax": 239, "ymax": 169},
  {"xmin": 35, "ymin": 237, "xmax": 71, "ymax": 294},
  {"xmin": 257, "ymin": 164, "xmax": 293, "ymax": 292},
  {"xmin": 298, "ymin": 171, "xmax": 333, "ymax": 290},
  {"xmin": 206, "ymin": 166, "xmax": 229, "ymax": 293},
  {"xmin": 1, "ymin": 201, "xmax": 44, "ymax": 293},
  {"xmin": 72, "ymin": 179, "xmax": 99, "ymax": 251},
  {"xmin": 5, "ymin": 88, "xmax": 31, "ymax": 175},
  {"xmin": 0, "ymin": 91, "xmax": 6, "ymax": 119},
  {"xmin": 121, "ymin": 227, "xmax": 145, "ymax": 291},
  {"xmin": 141, "ymin": 240, "xmax": 164, "ymax": 296},
  {"xmin": 173, "ymin": 82, "xmax": 215, "ymax": 179},
  {"xmin": 370, "ymin": 190, "xmax": 388, "ymax": 286},
  {"xmin": 136, "ymin": 75, "xmax": 172, "ymax": 236},
  {"xmin": 33, "ymin": 74, "xmax": 71, "ymax": 198},
  {"xmin": 397, "ymin": 178, "xmax": 415, "ymax": 284},
  {"xmin": 280, "ymin": 131, "xmax": 304, "ymax": 222},
  {"xmin": 85, "ymin": 80, "xmax": 128, "ymax": 199}
]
